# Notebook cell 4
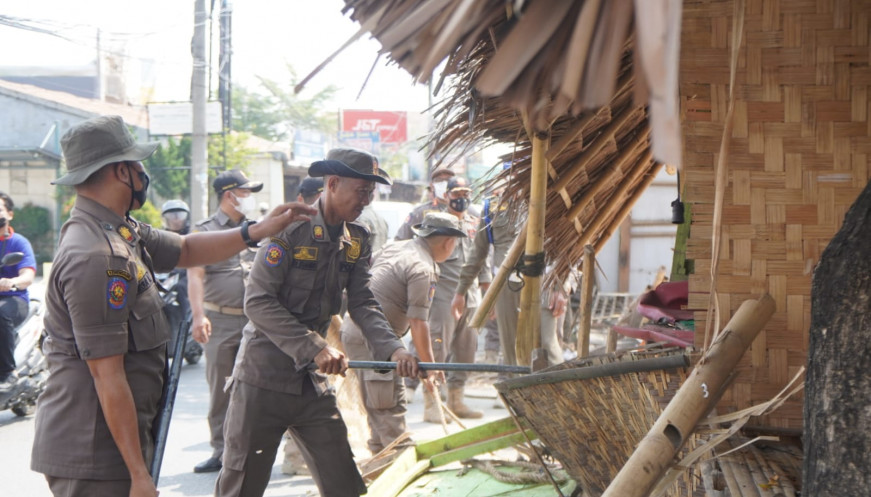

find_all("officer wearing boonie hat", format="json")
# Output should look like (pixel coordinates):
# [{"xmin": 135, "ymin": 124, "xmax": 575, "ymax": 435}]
[
  {"xmin": 187, "ymin": 168, "xmax": 265, "ymax": 474},
  {"xmin": 216, "ymin": 146, "xmax": 420, "ymax": 497},
  {"xmin": 340, "ymin": 210, "xmax": 466, "ymax": 455},
  {"xmin": 31, "ymin": 115, "xmax": 314, "ymax": 497}
]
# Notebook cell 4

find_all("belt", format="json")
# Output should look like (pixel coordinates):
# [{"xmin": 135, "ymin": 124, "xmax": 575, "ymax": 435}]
[{"xmin": 203, "ymin": 301, "xmax": 245, "ymax": 316}]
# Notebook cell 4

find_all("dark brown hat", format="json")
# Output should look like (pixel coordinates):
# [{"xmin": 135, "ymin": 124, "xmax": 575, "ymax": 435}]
[
  {"xmin": 309, "ymin": 147, "xmax": 392, "ymax": 185},
  {"xmin": 213, "ymin": 169, "xmax": 264, "ymax": 193}
]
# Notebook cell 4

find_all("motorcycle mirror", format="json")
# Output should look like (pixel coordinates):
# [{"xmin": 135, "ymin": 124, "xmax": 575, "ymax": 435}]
[{"xmin": 0, "ymin": 252, "xmax": 23, "ymax": 267}]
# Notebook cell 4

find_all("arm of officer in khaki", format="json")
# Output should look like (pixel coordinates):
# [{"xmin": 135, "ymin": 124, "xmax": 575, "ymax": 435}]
[
  {"xmin": 175, "ymin": 201, "xmax": 315, "ymax": 268},
  {"xmin": 243, "ymin": 237, "xmax": 340, "ymax": 373},
  {"xmin": 347, "ymin": 238, "xmax": 419, "ymax": 379},
  {"xmin": 186, "ymin": 266, "xmax": 211, "ymax": 344},
  {"xmin": 405, "ymin": 266, "xmax": 445, "ymax": 387},
  {"xmin": 87, "ymin": 355, "xmax": 157, "ymax": 496},
  {"xmin": 66, "ymin": 256, "xmax": 157, "ymax": 496},
  {"xmin": 451, "ymin": 216, "xmax": 489, "ymax": 319}
]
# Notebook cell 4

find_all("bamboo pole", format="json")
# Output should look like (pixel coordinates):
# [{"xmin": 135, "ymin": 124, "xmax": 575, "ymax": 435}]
[
  {"xmin": 516, "ymin": 134, "xmax": 548, "ymax": 368},
  {"xmin": 577, "ymin": 244, "xmax": 594, "ymax": 357},
  {"xmin": 601, "ymin": 294, "xmax": 776, "ymax": 497},
  {"xmin": 470, "ymin": 222, "xmax": 527, "ymax": 329}
]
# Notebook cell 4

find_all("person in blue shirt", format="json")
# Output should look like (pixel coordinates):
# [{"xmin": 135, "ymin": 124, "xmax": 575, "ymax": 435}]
[{"xmin": 0, "ymin": 192, "xmax": 37, "ymax": 392}]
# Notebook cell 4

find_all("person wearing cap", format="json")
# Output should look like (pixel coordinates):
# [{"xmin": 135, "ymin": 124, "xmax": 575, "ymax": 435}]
[
  {"xmin": 186, "ymin": 169, "xmax": 264, "ymax": 474},
  {"xmin": 215, "ymin": 147, "xmax": 420, "ymax": 497},
  {"xmin": 297, "ymin": 176, "xmax": 324, "ymax": 205},
  {"xmin": 340, "ymin": 211, "xmax": 466, "ymax": 455},
  {"xmin": 29, "ymin": 115, "xmax": 315, "ymax": 497},
  {"xmin": 393, "ymin": 166, "xmax": 456, "ymax": 241}
]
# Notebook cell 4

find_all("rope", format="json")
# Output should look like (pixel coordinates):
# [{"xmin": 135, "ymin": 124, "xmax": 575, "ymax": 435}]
[
  {"xmin": 461, "ymin": 459, "xmax": 569, "ymax": 485},
  {"xmin": 508, "ymin": 251, "xmax": 547, "ymax": 291}
]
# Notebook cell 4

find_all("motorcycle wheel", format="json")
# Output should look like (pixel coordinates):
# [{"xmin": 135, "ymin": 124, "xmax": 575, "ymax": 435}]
[{"xmin": 12, "ymin": 402, "xmax": 35, "ymax": 417}]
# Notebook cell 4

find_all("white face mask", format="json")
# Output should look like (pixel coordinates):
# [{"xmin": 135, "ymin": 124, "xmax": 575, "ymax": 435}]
[
  {"xmin": 432, "ymin": 180, "xmax": 448, "ymax": 199},
  {"xmin": 232, "ymin": 192, "xmax": 256, "ymax": 215}
]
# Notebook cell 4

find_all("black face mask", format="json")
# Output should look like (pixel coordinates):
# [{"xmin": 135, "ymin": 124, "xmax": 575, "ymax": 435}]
[
  {"xmin": 449, "ymin": 197, "xmax": 469, "ymax": 212},
  {"xmin": 0, "ymin": 218, "xmax": 7, "ymax": 229},
  {"xmin": 126, "ymin": 163, "xmax": 150, "ymax": 215}
]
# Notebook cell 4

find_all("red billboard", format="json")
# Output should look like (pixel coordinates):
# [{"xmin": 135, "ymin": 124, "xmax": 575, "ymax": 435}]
[{"xmin": 341, "ymin": 110, "xmax": 407, "ymax": 144}]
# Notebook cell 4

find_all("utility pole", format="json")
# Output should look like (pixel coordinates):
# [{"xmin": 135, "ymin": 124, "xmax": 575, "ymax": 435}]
[
  {"xmin": 219, "ymin": 0, "xmax": 232, "ymax": 131},
  {"xmin": 191, "ymin": 0, "xmax": 209, "ymax": 223}
]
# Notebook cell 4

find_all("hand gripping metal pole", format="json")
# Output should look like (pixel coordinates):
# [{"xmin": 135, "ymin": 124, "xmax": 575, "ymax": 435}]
[{"xmin": 308, "ymin": 360, "xmax": 531, "ymax": 374}]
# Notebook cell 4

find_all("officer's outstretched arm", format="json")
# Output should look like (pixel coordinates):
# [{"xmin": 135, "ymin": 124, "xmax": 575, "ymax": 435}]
[{"xmin": 176, "ymin": 202, "xmax": 315, "ymax": 268}]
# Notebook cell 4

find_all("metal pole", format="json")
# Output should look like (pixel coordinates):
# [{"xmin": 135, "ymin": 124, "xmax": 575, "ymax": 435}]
[
  {"xmin": 191, "ymin": 0, "xmax": 209, "ymax": 223},
  {"xmin": 308, "ymin": 361, "xmax": 531, "ymax": 375}
]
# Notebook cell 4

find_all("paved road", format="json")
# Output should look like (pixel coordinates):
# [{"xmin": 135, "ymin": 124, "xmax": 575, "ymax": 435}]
[{"xmin": 1, "ymin": 320, "xmax": 510, "ymax": 496}]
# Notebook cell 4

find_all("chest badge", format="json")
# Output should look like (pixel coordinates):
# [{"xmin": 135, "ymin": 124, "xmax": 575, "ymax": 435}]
[
  {"xmin": 313, "ymin": 225, "xmax": 325, "ymax": 240},
  {"xmin": 117, "ymin": 225, "xmax": 136, "ymax": 244},
  {"xmin": 293, "ymin": 246, "xmax": 318, "ymax": 261}
]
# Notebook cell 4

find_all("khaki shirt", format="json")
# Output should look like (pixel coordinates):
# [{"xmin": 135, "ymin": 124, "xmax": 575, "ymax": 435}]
[
  {"xmin": 368, "ymin": 238, "xmax": 439, "ymax": 337},
  {"xmin": 32, "ymin": 196, "xmax": 183, "ymax": 479},
  {"xmin": 457, "ymin": 195, "xmax": 519, "ymax": 295},
  {"xmin": 232, "ymin": 201, "xmax": 404, "ymax": 395},
  {"xmin": 192, "ymin": 209, "xmax": 256, "ymax": 307},
  {"xmin": 434, "ymin": 211, "xmax": 490, "ymax": 307}
]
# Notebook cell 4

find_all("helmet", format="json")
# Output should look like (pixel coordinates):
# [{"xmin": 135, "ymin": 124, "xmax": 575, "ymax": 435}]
[{"xmin": 161, "ymin": 199, "xmax": 191, "ymax": 235}]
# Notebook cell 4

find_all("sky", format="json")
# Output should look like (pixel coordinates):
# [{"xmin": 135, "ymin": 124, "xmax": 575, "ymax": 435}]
[{"xmin": 0, "ymin": 0, "xmax": 431, "ymax": 112}]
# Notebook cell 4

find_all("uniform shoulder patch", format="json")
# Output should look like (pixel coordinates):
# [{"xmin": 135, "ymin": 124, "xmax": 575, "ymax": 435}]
[
  {"xmin": 428, "ymin": 282, "xmax": 437, "ymax": 302},
  {"xmin": 313, "ymin": 225, "xmax": 325, "ymax": 240},
  {"xmin": 107, "ymin": 277, "xmax": 128, "ymax": 310},
  {"xmin": 346, "ymin": 237, "xmax": 361, "ymax": 262},
  {"xmin": 117, "ymin": 225, "xmax": 136, "ymax": 244},
  {"xmin": 269, "ymin": 237, "xmax": 290, "ymax": 250},
  {"xmin": 265, "ymin": 243, "xmax": 286, "ymax": 267},
  {"xmin": 106, "ymin": 269, "xmax": 133, "ymax": 281}
]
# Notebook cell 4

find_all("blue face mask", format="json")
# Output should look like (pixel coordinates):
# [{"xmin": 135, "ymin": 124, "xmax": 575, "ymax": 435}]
[{"xmin": 449, "ymin": 197, "xmax": 469, "ymax": 212}]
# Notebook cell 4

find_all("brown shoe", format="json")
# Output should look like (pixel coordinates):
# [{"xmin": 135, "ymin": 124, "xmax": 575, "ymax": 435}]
[
  {"xmin": 448, "ymin": 387, "xmax": 483, "ymax": 419},
  {"xmin": 423, "ymin": 389, "xmax": 451, "ymax": 424}
]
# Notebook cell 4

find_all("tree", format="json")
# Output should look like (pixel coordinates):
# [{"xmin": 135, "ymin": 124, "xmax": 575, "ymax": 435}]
[
  {"xmin": 803, "ymin": 178, "xmax": 871, "ymax": 494},
  {"xmin": 232, "ymin": 64, "xmax": 338, "ymax": 141}
]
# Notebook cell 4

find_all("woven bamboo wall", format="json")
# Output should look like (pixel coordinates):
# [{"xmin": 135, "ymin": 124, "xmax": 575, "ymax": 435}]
[{"xmin": 681, "ymin": 0, "xmax": 871, "ymax": 429}]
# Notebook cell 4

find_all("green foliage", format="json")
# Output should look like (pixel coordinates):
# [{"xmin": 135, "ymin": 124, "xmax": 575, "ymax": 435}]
[
  {"xmin": 133, "ymin": 201, "xmax": 163, "ymax": 227},
  {"xmin": 146, "ymin": 133, "xmax": 255, "ymax": 203},
  {"xmin": 13, "ymin": 203, "xmax": 54, "ymax": 273},
  {"xmin": 233, "ymin": 64, "xmax": 338, "ymax": 140}
]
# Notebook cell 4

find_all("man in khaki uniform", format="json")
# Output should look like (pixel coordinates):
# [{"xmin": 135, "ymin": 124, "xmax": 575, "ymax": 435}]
[
  {"xmin": 29, "ymin": 115, "xmax": 314, "ymax": 497},
  {"xmin": 188, "ymin": 169, "xmax": 264, "ymax": 474},
  {"xmin": 215, "ymin": 147, "xmax": 420, "ymax": 497},
  {"xmin": 394, "ymin": 166, "xmax": 455, "ymax": 241},
  {"xmin": 341, "ymin": 212, "xmax": 466, "ymax": 454}
]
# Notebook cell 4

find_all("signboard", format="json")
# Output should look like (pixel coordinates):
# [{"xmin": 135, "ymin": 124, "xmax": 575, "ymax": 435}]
[
  {"xmin": 341, "ymin": 110, "xmax": 407, "ymax": 144},
  {"xmin": 337, "ymin": 131, "xmax": 380, "ymax": 155},
  {"xmin": 148, "ymin": 101, "xmax": 223, "ymax": 135},
  {"xmin": 293, "ymin": 129, "xmax": 327, "ymax": 164}
]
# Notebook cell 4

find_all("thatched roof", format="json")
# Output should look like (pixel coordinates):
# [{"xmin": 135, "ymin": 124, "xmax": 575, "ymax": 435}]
[{"xmin": 303, "ymin": 1, "xmax": 682, "ymax": 283}]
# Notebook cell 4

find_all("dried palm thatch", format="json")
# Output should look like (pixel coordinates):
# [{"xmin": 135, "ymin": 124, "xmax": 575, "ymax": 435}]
[
  {"xmin": 310, "ymin": 0, "xmax": 673, "ymax": 287},
  {"xmin": 337, "ymin": 0, "xmax": 682, "ymax": 166}
]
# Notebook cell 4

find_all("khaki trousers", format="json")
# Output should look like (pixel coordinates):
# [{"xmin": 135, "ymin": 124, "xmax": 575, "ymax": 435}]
[{"xmin": 203, "ymin": 309, "xmax": 246, "ymax": 459}]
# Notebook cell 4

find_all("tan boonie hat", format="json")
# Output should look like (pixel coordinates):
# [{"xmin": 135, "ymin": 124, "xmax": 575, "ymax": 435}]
[
  {"xmin": 412, "ymin": 212, "xmax": 467, "ymax": 238},
  {"xmin": 54, "ymin": 115, "xmax": 159, "ymax": 186},
  {"xmin": 308, "ymin": 147, "xmax": 392, "ymax": 185}
]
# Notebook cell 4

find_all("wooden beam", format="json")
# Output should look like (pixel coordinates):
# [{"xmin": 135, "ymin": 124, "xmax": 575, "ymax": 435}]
[
  {"xmin": 577, "ymin": 244, "xmax": 595, "ymax": 357},
  {"xmin": 470, "ymin": 223, "xmax": 527, "ymax": 329}
]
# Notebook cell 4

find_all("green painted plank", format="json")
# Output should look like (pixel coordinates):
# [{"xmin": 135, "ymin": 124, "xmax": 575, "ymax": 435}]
[
  {"xmin": 416, "ymin": 417, "xmax": 528, "ymax": 459},
  {"xmin": 397, "ymin": 468, "xmax": 575, "ymax": 497},
  {"xmin": 429, "ymin": 430, "xmax": 538, "ymax": 468},
  {"xmin": 366, "ymin": 447, "xmax": 430, "ymax": 497}
]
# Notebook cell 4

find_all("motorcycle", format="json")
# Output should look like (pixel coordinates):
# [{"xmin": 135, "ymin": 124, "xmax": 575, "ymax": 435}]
[
  {"xmin": 156, "ymin": 270, "xmax": 203, "ymax": 365},
  {"xmin": 0, "ymin": 252, "xmax": 48, "ymax": 417}
]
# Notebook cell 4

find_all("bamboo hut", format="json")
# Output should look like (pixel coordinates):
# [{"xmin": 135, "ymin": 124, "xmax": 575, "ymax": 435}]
[{"xmin": 303, "ymin": 0, "xmax": 871, "ymax": 494}]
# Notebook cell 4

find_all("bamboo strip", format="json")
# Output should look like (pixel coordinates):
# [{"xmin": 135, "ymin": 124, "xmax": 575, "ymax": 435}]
[
  {"xmin": 602, "ymin": 294, "xmax": 776, "ymax": 497},
  {"xmin": 516, "ymin": 134, "xmax": 549, "ymax": 368},
  {"xmin": 470, "ymin": 223, "xmax": 527, "ymax": 329},
  {"xmin": 578, "ymin": 245, "xmax": 595, "ymax": 357}
]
